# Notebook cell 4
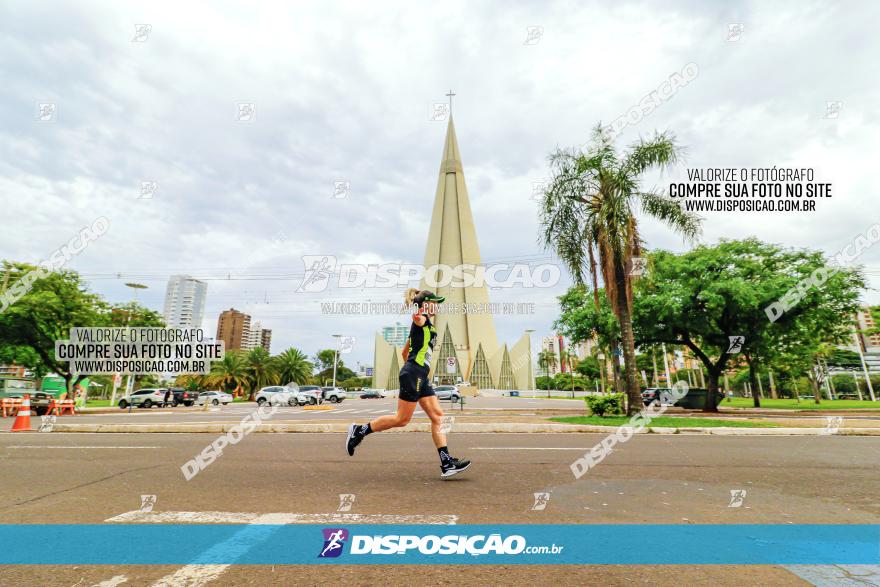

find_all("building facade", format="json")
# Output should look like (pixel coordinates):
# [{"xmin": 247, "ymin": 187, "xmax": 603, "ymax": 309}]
[
  {"xmin": 373, "ymin": 117, "xmax": 533, "ymax": 391},
  {"xmin": 856, "ymin": 306, "xmax": 880, "ymax": 349},
  {"xmin": 162, "ymin": 275, "xmax": 207, "ymax": 329},
  {"xmin": 216, "ymin": 308, "xmax": 251, "ymax": 351},
  {"xmin": 381, "ymin": 322, "xmax": 408, "ymax": 348},
  {"xmin": 260, "ymin": 329, "xmax": 272, "ymax": 353}
]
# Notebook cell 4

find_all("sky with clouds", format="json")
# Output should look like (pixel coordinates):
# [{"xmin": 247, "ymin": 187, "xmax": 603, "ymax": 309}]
[{"xmin": 2, "ymin": 0, "xmax": 878, "ymax": 369}]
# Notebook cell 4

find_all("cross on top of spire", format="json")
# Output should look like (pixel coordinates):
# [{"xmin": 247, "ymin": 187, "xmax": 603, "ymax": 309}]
[{"xmin": 445, "ymin": 89, "xmax": 456, "ymax": 115}]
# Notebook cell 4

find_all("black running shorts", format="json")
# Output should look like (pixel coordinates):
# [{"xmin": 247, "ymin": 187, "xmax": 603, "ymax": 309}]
[{"xmin": 398, "ymin": 363, "xmax": 435, "ymax": 402}]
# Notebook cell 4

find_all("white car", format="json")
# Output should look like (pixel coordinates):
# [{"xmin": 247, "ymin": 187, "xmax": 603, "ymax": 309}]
[
  {"xmin": 196, "ymin": 390, "xmax": 233, "ymax": 406},
  {"xmin": 321, "ymin": 387, "xmax": 347, "ymax": 403},
  {"xmin": 118, "ymin": 388, "xmax": 167, "ymax": 409},
  {"xmin": 255, "ymin": 385, "xmax": 298, "ymax": 407}
]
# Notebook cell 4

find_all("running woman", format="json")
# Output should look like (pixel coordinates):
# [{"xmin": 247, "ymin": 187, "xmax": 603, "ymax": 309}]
[{"xmin": 346, "ymin": 288, "xmax": 471, "ymax": 478}]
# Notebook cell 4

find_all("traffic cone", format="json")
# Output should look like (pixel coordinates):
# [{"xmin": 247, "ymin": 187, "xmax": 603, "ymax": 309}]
[{"xmin": 11, "ymin": 394, "xmax": 33, "ymax": 432}]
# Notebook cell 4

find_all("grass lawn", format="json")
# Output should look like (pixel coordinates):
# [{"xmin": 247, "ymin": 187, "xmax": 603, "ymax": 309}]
[
  {"xmin": 550, "ymin": 415, "xmax": 778, "ymax": 428},
  {"xmin": 722, "ymin": 397, "xmax": 880, "ymax": 410},
  {"xmin": 85, "ymin": 399, "xmax": 112, "ymax": 407}
]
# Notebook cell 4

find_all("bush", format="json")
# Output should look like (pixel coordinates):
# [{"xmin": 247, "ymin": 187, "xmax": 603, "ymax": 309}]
[{"xmin": 584, "ymin": 393, "xmax": 624, "ymax": 417}]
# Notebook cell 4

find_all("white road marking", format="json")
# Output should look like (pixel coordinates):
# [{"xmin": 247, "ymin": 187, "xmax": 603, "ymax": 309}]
[
  {"xmin": 333, "ymin": 408, "xmax": 356, "ymax": 413},
  {"xmin": 106, "ymin": 510, "xmax": 458, "ymax": 525},
  {"xmin": 472, "ymin": 447, "xmax": 587, "ymax": 450},
  {"xmin": 7, "ymin": 446, "xmax": 161, "ymax": 449},
  {"xmin": 91, "ymin": 575, "xmax": 128, "ymax": 587},
  {"xmin": 105, "ymin": 509, "xmax": 457, "ymax": 587}
]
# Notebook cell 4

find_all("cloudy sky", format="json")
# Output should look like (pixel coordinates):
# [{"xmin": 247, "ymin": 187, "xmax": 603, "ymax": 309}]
[{"xmin": 2, "ymin": 0, "xmax": 878, "ymax": 369}]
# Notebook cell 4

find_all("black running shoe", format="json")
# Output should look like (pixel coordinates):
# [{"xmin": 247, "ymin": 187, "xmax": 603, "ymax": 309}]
[
  {"xmin": 440, "ymin": 457, "xmax": 471, "ymax": 479},
  {"xmin": 346, "ymin": 423, "xmax": 363, "ymax": 456}
]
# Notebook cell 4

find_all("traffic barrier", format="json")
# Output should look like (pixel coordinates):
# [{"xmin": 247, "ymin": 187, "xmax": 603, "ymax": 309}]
[
  {"xmin": 1, "ymin": 397, "xmax": 23, "ymax": 417},
  {"xmin": 57, "ymin": 400, "xmax": 76, "ymax": 415},
  {"xmin": 10, "ymin": 394, "xmax": 33, "ymax": 431},
  {"xmin": 47, "ymin": 399, "xmax": 76, "ymax": 416}
]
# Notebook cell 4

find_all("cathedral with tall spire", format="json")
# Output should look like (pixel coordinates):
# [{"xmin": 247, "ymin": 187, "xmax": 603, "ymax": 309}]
[{"xmin": 372, "ymin": 115, "xmax": 534, "ymax": 391}]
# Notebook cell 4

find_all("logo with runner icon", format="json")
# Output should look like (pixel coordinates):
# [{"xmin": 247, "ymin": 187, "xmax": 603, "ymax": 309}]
[{"xmin": 319, "ymin": 528, "xmax": 349, "ymax": 558}]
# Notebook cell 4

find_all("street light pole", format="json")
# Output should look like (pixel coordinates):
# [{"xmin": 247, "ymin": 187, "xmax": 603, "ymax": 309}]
[
  {"xmin": 853, "ymin": 330, "xmax": 876, "ymax": 401},
  {"xmin": 661, "ymin": 343, "xmax": 672, "ymax": 387},
  {"xmin": 525, "ymin": 329, "xmax": 535, "ymax": 391},
  {"xmin": 122, "ymin": 283, "xmax": 148, "ymax": 413},
  {"xmin": 331, "ymin": 334, "xmax": 341, "ymax": 390}
]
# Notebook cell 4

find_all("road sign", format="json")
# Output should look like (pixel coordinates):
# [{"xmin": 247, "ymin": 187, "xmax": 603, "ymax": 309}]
[{"xmin": 446, "ymin": 357, "xmax": 457, "ymax": 374}]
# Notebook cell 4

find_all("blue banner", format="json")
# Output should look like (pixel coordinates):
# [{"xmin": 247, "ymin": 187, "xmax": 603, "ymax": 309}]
[{"xmin": 0, "ymin": 525, "xmax": 877, "ymax": 565}]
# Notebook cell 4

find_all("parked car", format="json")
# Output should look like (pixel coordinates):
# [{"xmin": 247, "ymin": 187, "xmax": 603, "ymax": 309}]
[
  {"xmin": 0, "ymin": 377, "xmax": 37, "ymax": 400},
  {"xmin": 167, "ymin": 387, "xmax": 199, "ymax": 407},
  {"xmin": 434, "ymin": 385, "xmax": 461, "ymax": 403},
  {"xmin": 321, "ymin": 387, "xmax": 347, "ymax": 403},
  {"xmin": 255, "ymin": 386, "xmax": 298, "ymax": 407},
  {"xmin": 641, "ymin": 388, "xmax": 675, "ymax": 406},
  {"xmin": 360, "ymin": 388, "xmax": 385, "ymax": 399},
  {"xmin": 196, "ymin": 390, "xmax": 233, "ymax": 406},
  {"xmin": 118, "ymin": 388, "xmax": 168, "ymax": 409},
  {"xmin": 298, "ymin": 385, "xmax": 323, "ymax": 405}
]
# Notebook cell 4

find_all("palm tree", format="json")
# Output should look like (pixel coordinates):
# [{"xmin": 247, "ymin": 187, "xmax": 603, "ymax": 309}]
[
  {"xmin": 537, "ymin": 349, "xmax": 557, "ymax": 377},
  {"xmin": 272, "ymin": 347, "xmax": 313, "ymax": 386},
  {"xmin": 246, "ymin": 347, "xmax": 279, "ymax": 400},
  {"xmin": 539, "ymin": 124, "xmax": 701, "ymax": 414},
  {"xmin": 208, "ymin": 351, "xmax": 251, "ymax": 398}
]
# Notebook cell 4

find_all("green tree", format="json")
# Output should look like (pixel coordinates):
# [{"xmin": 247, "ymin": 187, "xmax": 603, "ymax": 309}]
[
  {"xmin": 0, "ymin": 262, "xmax": 147, "ymax": 395},
  {"xmin": 631, "ymin": 240, "xmax": 865, "ymax": 412},
  {"xmin": 537, "ymin": 349, "xmax": 557, "ymax": 377},
  {"xmin": 208, "ymin": 351, "xmax": 251, "ymax": 397},
  {"xmin": 539, "ymin": 125, "xmax": 700, "ymax": 414},
  {"xmin": 245, "ymin": 347, "xmax": 279, "ymax": 400},
  {"xmin": 575, "ymin": 355, "xmax": 600, "ymax": 380},
  {"xmin": 314, "ymin": 349, "xmax": 339, "ymax": 372},
  {"xmin": 273, "ymin": 348, "xmax": 312, "ymax": 385}
]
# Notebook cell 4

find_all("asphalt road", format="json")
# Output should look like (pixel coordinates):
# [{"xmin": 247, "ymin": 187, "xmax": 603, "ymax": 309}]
[
  {"xmin": 61, "ymin": 396, "xmax": 584, "ymax": 425},
  {"xmin": 1, "ymin": 431, "xmax": 879, "ymax": 585}
]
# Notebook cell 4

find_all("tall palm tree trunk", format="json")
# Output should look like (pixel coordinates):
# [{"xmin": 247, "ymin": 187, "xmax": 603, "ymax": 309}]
[{"xmin": 613, "ymin": 262, "xmax": 641, "ymax": 415}]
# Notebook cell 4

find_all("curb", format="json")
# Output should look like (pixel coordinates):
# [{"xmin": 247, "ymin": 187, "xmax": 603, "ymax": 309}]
[{"xmin": 46, "ymin": 422, "xmax": 880, "ymax": 435}]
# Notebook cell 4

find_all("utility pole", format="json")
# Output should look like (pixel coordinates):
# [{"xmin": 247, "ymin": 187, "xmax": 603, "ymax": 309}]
[
  {"xmin": 768, "ymin": 369, "xmax": 777, "ymax": 399},
  {"xmin": 661, "ymin": 343, "xmax": 672, "ymax": 387},
  {"xmin": 853, "ymin": 370, "xmax": 863, "ymax": 401},
  {"xmin": 853, "ymin": 330, "xmax": 876, "ymax": 401},
  {"xmin": 651, "ymin": 346, "xmax": 659, "ymax": 386},
  {"xmin": 333, "ymin": 334, "xmax": 342, "ymax": 389}
]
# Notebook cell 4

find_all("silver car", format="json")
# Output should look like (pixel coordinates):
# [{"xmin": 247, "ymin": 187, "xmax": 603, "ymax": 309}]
[{"xmin": 434, "ymin": 385, "xmax": 461, "ymax": 403}]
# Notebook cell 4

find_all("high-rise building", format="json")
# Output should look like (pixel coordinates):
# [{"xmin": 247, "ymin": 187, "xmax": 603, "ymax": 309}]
[
  {"xmin": 163, "ymin": 275, "xmax": 207, "ymax": 329},
  {"xmin": 381, "ymin": 322, "xmax": 408, "ymax": 348},
  {"xmin": 373, "ymin": 115, "xmax": 532, "ymax": 390},
  {"xmin": 260, "ymin": 329, "xmax": 272, "ymax": 353},
  {"xmin": 244, "ymin": 320, "xmax": 263, "ymax": 350},
  {"xmin": 216, "ymin": 308, "xmax": 251, "ymax": 351},
  {"xmin": 217, "ymin": 310, "xmax": 271, "ymax": 353},
  {"xmin": 856, "ymin": 306, "xmax": 880, "ymax": 349},
  {"xmin": 541, "ymin": 335, "xmax": 564, "ymax": 376}
]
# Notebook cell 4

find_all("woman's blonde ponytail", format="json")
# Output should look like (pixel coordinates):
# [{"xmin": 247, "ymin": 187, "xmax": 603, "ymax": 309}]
[{"xmin": 404, "ymin": 288, "xmax": 421, "ymax": 307}]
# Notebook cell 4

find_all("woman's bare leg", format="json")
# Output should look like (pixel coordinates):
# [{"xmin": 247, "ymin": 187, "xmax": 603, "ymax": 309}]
[
  {"xmin": 369, "ymin": 398, "xmax": 417, "ymax": 432},
  {"xmin": 418, "ymin": 395, "xmax": 446, "ymax": 448}
]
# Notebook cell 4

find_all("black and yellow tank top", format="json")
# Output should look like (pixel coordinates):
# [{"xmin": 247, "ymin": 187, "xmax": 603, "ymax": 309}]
[{"xmin": 406, "ymin": 316, "xmax": 437, "ymax": 370}]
